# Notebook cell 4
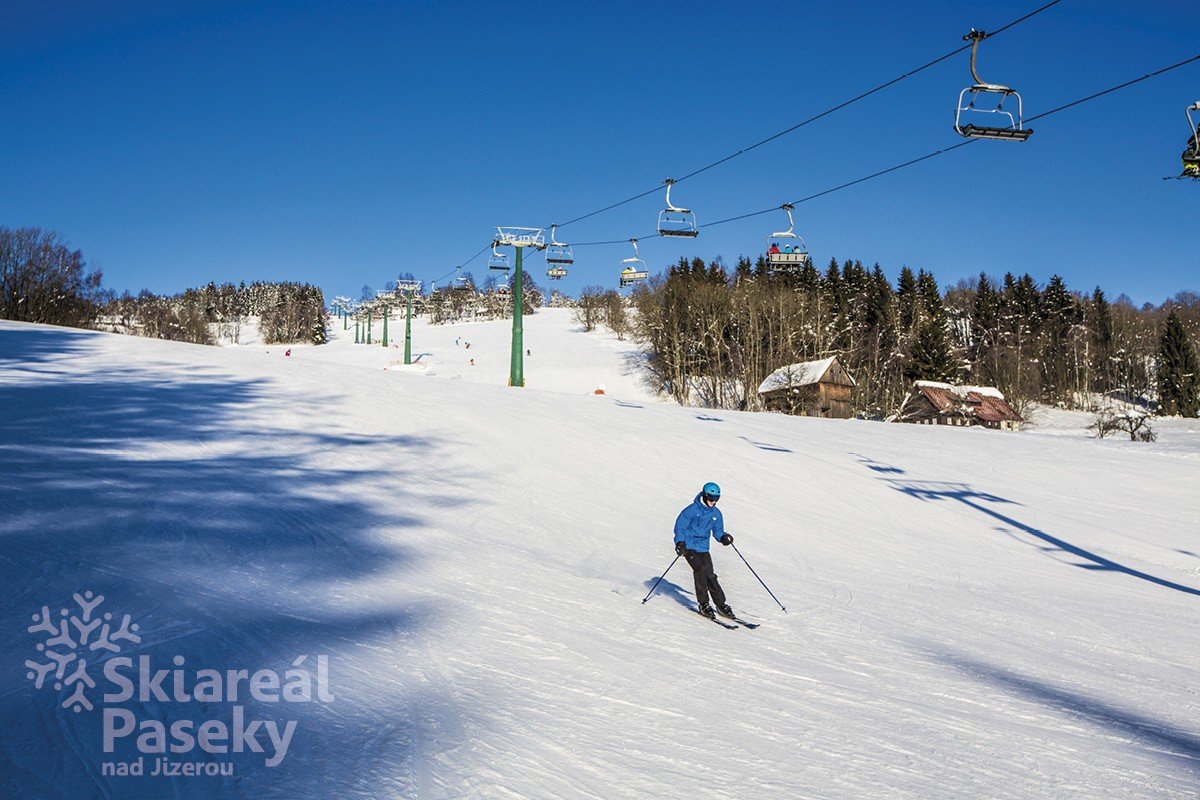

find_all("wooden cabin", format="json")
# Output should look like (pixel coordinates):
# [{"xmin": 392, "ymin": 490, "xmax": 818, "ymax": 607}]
[
  {"xmin": 894, "ymin": 381, "xmax": 1022, "ymax": 430},
  {"xmin": 757, "ymin": 357, "xmax": 856, "ymax": 418}
]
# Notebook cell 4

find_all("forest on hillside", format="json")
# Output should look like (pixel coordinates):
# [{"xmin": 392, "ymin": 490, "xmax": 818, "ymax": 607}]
[{"xmin": 628, "ymin": 255, "xmax": 1200, "ymax": 418}]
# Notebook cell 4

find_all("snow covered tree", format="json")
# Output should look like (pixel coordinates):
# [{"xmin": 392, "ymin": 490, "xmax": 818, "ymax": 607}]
[{"xmin": 1157, "ymin": 310, "xmax": 1200, "ymax": 416}]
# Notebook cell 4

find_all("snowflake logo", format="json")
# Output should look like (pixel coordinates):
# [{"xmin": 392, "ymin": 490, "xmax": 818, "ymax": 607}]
[{"xmin": 25, "ymin": 592, "xmax": 141, "ymax": 712}]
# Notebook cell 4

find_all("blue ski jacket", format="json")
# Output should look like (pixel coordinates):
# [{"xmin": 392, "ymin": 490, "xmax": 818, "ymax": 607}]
[{"xmin": 673, "ymin": 493, "xmax": 725, "ymax": 553}]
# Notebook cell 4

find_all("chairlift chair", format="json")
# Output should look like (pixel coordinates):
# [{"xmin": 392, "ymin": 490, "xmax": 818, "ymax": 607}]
[
  {"xmin": 545, "ymin": 224, "xmax": 572, "ymax": 279},
  {"xmin": 488, "ymin": 241, "xmax": 511, "ymax": 272},
  {"xmin": 452, "ymin": 266, "xmax": 472, "ymax": 290},
  {"xmin": 657, "ymin": 179, "xmax": 699, "ymax": 237},
  {"xmin": 954, "ymin": 29, "xmax": 1032, "ymax": 141},
  {"xmin": 619, "ymin": 239, "xmax": 649, "ymax": 287},
  {"xmin": 1174, "ymin": 101, "xmax": 1200, "ymax": 180},
  {"xmin": 766, "ymin": 204, "xmax": 812, "ymax": 273}
]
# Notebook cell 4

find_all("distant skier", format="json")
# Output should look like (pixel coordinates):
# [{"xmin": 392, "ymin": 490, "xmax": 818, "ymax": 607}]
[{"xmin": 674, "ymin": 482, "xmax": 735, "ymax": 620}]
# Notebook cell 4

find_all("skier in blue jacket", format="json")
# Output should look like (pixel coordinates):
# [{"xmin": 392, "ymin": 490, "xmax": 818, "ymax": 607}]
[{"xmin": 674, "ymin": 482, "xmax": 735, "ymax": 620}]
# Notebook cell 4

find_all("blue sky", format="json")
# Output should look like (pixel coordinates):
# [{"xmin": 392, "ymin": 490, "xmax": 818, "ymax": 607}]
[{"xmin": 1, "ymin": 1, "xmax": 1196, "ymax": 304}]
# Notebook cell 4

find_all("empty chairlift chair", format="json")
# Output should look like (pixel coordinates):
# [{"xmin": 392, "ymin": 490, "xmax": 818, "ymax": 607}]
[
  {"xmin": 657, "ymin": 179, "xmax": 699, "ymax": 237},
  {"xmin": 488, "ymin": 241, "xmax": 511, "ymax": 272},
  {"xmin": 619, "ymin": 239, "xmax": 649, "ymax": 287},
  {"xmin": 954, "ymin": 29, "xmax": 1032, "ymax": 142}
]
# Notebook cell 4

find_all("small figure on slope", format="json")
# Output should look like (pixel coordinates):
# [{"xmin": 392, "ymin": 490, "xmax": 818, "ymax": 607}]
[{"xmin": 674, "ymin": 482, "xmax": 735, "ymax": 620}]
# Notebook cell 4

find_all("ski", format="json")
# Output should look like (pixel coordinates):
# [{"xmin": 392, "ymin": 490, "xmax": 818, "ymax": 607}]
[
  {"xmin": 727, "ymin": 616, "xmax": 759, "ymax": 629},
  {"xmin": 696, "ymin": 610, "xmax": 738, "ymax": 629}
]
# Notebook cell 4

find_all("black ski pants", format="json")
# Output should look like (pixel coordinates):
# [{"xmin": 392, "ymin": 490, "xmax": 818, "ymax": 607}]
[{"xmin": 683, "ymin": 550, "xmax": 726, "ymax": 608}]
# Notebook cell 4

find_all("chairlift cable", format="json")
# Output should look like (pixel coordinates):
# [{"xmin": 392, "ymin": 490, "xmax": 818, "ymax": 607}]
[
  {"xmin": 570, "ymin": 49, "xmax": 1200, "ymax": 247},
  {"xmin": 1022, "ymin": 52, "xmax": 1200, "ymax": 125},
  {"xmin": 440, "ymin": 14, "xmax": 1192, "ymax": 285},
  {"xmin": 553, "ymin": 0, "xmax": 1066, "ymax": 232}
]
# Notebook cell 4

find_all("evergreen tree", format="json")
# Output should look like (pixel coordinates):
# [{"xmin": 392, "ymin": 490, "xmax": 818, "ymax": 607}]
[
  {"xmin": 866, "ymin": 264, "xmax": 893, "ymax": 331},
  {"xmin": 823, "ymin": 257, "xmax": 843, "ymax": 306},
  {"xmin": 906, "ymin": 316, "xmax": 957, "ymax": 383},
  {"xmin": 796, "ymin": 261, "xmax": 821, "ymax": 294},
  {"xmin": 904, "ymin": 269, "xmax": 956, "ymax": 382},
  {"xmin": 916, "ymin": 269, "xmax": 945, "ymax": 326},
  {"xmin": 1157, "ymin": 310, "xmax": 1200, "ymax": 416},
  {"xmin": 1038, "ymin": 274, "xmax": 1080, "ymax": 401},
  {"xmin": 1090, "ymin": 286, "xmax": 1114, "ymax": 390},
  {"xmin": 734, "ymin": 255, "xmax": 753, "ymax": 282},
  {"xmin": 970, "ymin": 273, "xmax": 1000, "ymax": 377},
  {"xmin": 897, "ymin": 267, "xmax": 918, "ymax": 332}
]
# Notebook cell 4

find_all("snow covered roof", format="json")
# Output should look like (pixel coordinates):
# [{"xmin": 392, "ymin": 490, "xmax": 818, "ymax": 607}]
[
  {"xmin": 758, "ymin": 357, "xmax": 854, "ymax": 394},
  {"xmin": 913, "ymin": 380, "xmax": 1005, "ymax": 400},
  {"xmin": 901, "ymin": 381, "xmax": 1021, "ymax": 423}
]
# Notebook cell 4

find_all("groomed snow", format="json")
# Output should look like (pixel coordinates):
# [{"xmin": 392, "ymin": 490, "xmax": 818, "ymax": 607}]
[{"xmin": 2, "ymin": 314, "xmax": 1199, "ymax": 799}]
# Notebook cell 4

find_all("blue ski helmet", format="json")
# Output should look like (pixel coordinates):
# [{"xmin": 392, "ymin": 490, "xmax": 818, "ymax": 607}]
[{"xmin": 702, "ymin": 482, "xmax": 721, "ymax": 502}]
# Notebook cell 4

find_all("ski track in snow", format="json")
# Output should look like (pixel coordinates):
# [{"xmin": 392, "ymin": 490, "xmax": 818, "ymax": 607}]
[{"xmin": 1, "ymin": 312, "xmax": 1199, "ymax": 799}]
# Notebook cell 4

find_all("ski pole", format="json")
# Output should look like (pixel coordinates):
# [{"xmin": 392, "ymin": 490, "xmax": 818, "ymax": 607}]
[
  {"xmin": 731, "ymin": 542, "xmax": 787, "ymax": 612},
  {"xmin": 641, "ymin": 554, "xmax": 681, "ymax": 604}
]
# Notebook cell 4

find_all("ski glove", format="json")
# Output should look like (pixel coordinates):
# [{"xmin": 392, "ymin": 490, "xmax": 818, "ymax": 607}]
[
  {"xmin": 720, "ymin": 534, "xmax": 733, "ymax": 546},
  {"xmin": 675, "ymin": 541, "xmax": 687, "ymax": 556}
]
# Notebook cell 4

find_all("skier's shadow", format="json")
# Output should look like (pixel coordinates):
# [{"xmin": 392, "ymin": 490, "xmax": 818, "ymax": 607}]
[{"xmin": 644, "ymin": 576, "xmax": 695, "ymax": 610}]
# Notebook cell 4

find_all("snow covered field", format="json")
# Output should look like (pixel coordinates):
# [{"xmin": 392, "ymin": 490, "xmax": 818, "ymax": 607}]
[{"xmin": 2, "ymin": 314, "xmax": 1199, "ymax": 799}]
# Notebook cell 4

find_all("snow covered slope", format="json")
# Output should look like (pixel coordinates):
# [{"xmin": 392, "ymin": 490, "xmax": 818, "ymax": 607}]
[
  {"xmin": 2, "ymin": 319, "xmax": 1199, "ymax": 800},
  {"xmin": 266, "ymin": 308, "xmax": 661, "ymax": 403}
]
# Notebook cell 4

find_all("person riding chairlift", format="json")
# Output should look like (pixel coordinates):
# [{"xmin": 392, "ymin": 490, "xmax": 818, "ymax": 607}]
[{"xmin": 1184, "ymin": 123, "xmax": 1200, "ymax": 177}]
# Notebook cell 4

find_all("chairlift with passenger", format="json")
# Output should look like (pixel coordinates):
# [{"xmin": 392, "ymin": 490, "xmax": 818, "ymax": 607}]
[
  {"xmin": 546, "ymin": 224, "xmax": 572, "ymax": 279},
  {"xmin": 954, "ymin": 29, "xmax": 1032, "ymax": 141},
  {"xmin": 657, "ymin": 179, "xmax": 699, "ymax": 237},
  {"xmin": 1167, "ymin": 101, "xmax": 1200, "ymax": 180},
  {"xmin": 619, "ymin": 239, "xmax": 649, "ymax": 287},
  {"xmin": 766, "ymin": 204, "xmax": 812, "ymax": 274}
]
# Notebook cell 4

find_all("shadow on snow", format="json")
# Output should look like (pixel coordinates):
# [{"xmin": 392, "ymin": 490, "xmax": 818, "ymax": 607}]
[
  {"xmin": 0, "ymin": 325, "xmax": 474, "ymax": 799},
  {"xmin": 929, "ymin": 646, "xmax": 1200, "ymax": 777},
  {"xmin": 875, "ymin": 474, "xmax": 1200, "ymax": 598}
]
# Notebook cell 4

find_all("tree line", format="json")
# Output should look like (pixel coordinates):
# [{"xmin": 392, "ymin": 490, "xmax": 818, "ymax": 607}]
[
  {"xmin": 1, "ymin": 226, "xmax": 326, "ymax": 346},
  {"xmin": 627, "ymin": 255, "xmax": 1200, "ymax": 417},
  {"xmin": 102, "ymin": 281, "xmax": 327, "ymax": 345}
]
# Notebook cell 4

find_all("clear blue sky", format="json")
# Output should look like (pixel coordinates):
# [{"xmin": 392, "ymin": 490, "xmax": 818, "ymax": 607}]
[{"xmin": 2, "ymin": 1, "xmax": 1196, "ymax": 305}]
